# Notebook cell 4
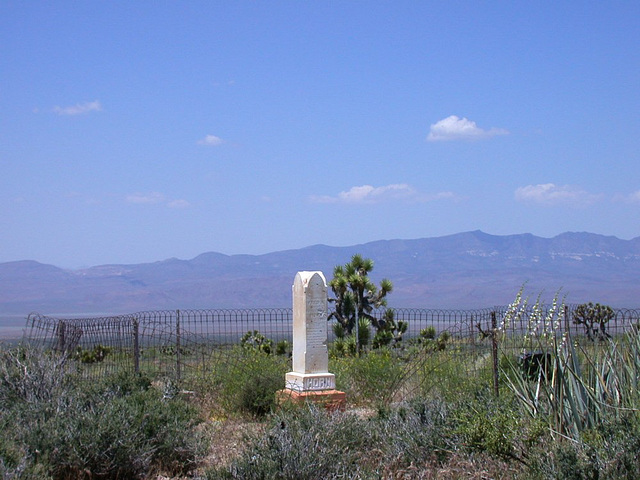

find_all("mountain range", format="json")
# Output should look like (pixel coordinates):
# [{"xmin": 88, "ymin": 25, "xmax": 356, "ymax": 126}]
[{"xmin": 1, "ymin": 230, "xmax": 639, "ymax": 316}]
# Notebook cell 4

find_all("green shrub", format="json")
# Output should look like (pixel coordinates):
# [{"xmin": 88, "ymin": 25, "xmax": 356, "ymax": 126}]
[
  {"xmin": 453, "ymin": 390, "xmax": 534, "ymax": 463},
  {"xmin": 413, "ymin": 328, "xmax": 451, "ymax": 352},
  {"xmin": 206, "ymin": 400, "xmax": 455, "ymax": 480},
  {"xmin": 331, "ymin": 349, "xmax": 404, "ymax": 407},
  {"xmin": 371, "ymin": 309, "xmax": 408, "ymax": 349},
  {"xmin": 275, "ymin": 340, "xmax": 291, "ymax": 356},
  {"xmin": 0, "ymin": 346, "xmax": 206, "ymax": 479},
  {"xmin": 331, "ymin": 318, "xmax": 372, "ymax": 356},
  {"xmin": 0, "ymin": 415, "xmax": 27, "ymax": 479},
  {"xmin": 0, "ymin": 346, "xmax": 72, "ymax": 407},
  {"xmin": 417, "ymin": 349, "xmax": 492, "ymax": 403},
  {"xmin": 240, "ymin": 330, "xmax": 273, "ymax": 355},
  {"xmin": 421, "ymin": 326, "xmax": 437, "ymax": 340},
  {"xmin": 214, "ymin": 347, "xmax": 290, "ymax": 417},
  {"xmin": 73, "ymin": 344, "xmax": 113, "ymax": 363}
]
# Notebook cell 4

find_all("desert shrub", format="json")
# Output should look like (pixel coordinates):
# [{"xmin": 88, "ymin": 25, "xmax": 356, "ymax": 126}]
[
  {"xmin": 452, "ymin": 389, "xmax": 541, "ymax": 464},
  {"xmin": 330, "ymin": 318, "xmax": 372, "ymax": 356},
  {"xmin": 331, "ymin": 348, "xmax": 404, "ymax": 407},
  {"xmin": 421, "ymin": 326, "xmax": 437, "ymax": 340},
  {"xmin": 47, "ymin": 385, "xmax": 201, "ymax": 478},
  {"xmin": 0, "ymin": 415, "xmax": 29, "ymax": 479},
  {"xmin": 0, "ymin": 345, "xmax": 72, "ymax": 407},
  {"xmin": 275, "ymin": 340, "xmax": 291, "ymax": 356},
  {"xmin": 527, "ymin": 410, "xmax": 640, "ymax": 480},
  {"xmin": 159, "ymin": 345, "xmax": 192, "ymax": 356},
  {"xmin": 528, "ymin": 440, "xmax": 600, "ymax": 480},
  {"xmin": 240, "ymin": 330, "xmax": 273, "ymax": 355},
  {"xmin": 206, "ymin": 399, "xmax": 457, "ymax": 480},
  {"xmin": 594, "ymin": 410, "xmax": 640, "ymax": 479},
  {"xmin": 73, "ymin": 344, "xmax": 113, "ymax": 363},
  {"xmin": 371, "ymin": 309, "xmax": 408, "ymax": 349},
  {"xmin": 0, "ymin": 346, "xmax": 206, "ymax": 479},
  {"xmin": 417, "ymin": 349, "xmax": 493, "ymax": 403},
  {"xmin": 214, "ymin": 347, "xmax": 290, "ymax": 417}
]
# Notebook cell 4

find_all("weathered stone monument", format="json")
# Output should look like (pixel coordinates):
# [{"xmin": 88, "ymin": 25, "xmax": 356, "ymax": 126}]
[{"xmin": 276, "ymin": 271, "xmax": 346, "ymax": 410}]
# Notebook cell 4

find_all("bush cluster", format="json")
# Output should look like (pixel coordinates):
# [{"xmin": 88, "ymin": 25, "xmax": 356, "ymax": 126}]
[
  {"xmin": 72, "ymin": 344, "xmax": 113, "ymax": 363},
  {"xmin": 331, "ymin": 348, "xmax": 405, "ymax": 408},
  {"xmin": 205, "ymin": 399, "xmax": 456, "ymax": 479},
  {"xmin": 0, "ymin": 346, "xmax": 206, "ymax": 479},
  {"xmin": 205, "ymin": 391, "xmax": 640, "ymax": 479},
  {"xmin": 199, "ymin": 345, "xmax": 290, "ymax": 418}
]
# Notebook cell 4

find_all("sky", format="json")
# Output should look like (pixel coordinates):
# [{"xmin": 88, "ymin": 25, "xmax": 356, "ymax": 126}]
[{"xmin": 1, "ymin": 1, "xmax": 639, "ymax": 268}]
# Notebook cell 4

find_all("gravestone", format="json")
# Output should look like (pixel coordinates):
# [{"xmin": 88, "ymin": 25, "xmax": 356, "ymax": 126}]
[{"xmin": 277, "ymin": 271, "xmax": 345, "ymax": 410}]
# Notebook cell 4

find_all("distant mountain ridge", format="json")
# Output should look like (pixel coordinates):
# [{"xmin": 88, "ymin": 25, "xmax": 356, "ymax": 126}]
[{"xmin": 1, "ymin": 231, "xmax": 639, "ymax": 316}]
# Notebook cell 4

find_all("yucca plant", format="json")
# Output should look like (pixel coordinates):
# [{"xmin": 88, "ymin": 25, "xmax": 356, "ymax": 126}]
[{"xmin": 498, "ymin": 289, "xmax": 640, "ymax": 441}]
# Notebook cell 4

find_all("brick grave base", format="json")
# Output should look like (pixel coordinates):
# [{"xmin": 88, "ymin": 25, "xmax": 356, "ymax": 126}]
[{"xmin": 275, "ymin": 389, "xmax": 346, "ymax": 412}]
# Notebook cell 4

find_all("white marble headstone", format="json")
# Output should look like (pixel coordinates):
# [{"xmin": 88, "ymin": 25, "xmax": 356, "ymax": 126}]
[{"xmin": 285, "ymin": 271, "xmax": 336, "ymax": 392}]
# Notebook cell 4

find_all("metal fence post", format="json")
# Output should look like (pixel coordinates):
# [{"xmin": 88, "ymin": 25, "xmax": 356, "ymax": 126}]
[
  {"xmin": 491, "ymin": 311, "xmax": 499, "ymax": 398},
  {"xmin": 176, "ymin": 310, "xmax": 182, "ymax": 381},
  {"xmin": 470, "ymin": 315, "xmax": 476, "ymax": 348},
  {"xmin": 57, "ymin": 320, "xmax": 66, "ymax": 353},
  {"xmin": 133, "ymin": 318, "xmax": 140, "ymax": 374}
]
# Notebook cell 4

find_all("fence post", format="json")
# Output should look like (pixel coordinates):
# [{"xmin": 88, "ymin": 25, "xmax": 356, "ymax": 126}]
[
  {"xmin": 470, "ymin": 315, "xmax": 476, "ymax": 348},
  {"xmin": 57, "ymin": 320, "xmax": 66, "ymax": 353},
  {"xmin": 176, "ymin": 310, "xmax": 182, "ymax": 381},
  {"xmin": 491, "ymin": 311, "xmax": 500, "ymax": 398},
  {"xmin": 133, "ymin": 318, "xmax": 140, "ymax": 374}
]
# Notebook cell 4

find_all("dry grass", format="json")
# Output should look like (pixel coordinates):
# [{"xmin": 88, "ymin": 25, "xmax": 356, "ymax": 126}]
[{"xmin": 202, "ymin": 419, "xmax": 265, "ymax": 469}]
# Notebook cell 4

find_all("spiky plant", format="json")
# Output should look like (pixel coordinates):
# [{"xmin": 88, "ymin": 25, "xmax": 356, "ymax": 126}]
[
  {"xmin": 498, "ymin": 289, "xmax": 640, "ymax": 441},
  {"xmin": 328, "ymin": 254, "xmax": 393, "ymax": 339}
]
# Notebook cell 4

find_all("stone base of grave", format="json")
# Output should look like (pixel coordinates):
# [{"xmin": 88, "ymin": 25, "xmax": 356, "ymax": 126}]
[
  {"xmin": 276, "ymin": 388, "xmax": 346, "ymax": 412},
  {"xmin": 285, "ymin": 372, "xmax": 335, "ymax": 392}
]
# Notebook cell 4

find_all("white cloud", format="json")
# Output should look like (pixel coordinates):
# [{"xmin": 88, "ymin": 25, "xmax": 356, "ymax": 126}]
[
  {"xmin": 198, "ymin": 134, "xmax": 224, "ymax": 146},
  {"xmin": 126, "ymin": 193, "xmax": 191, "ymax": 209},
  {"xmin": 625, "ymin": 191, "xmax": 640, "ymax": 203},
  {"xmin": 126, "ymin": 192, "xmax": 165, "ymax": 205},
  {"xmin": 427, "ymin": 191, "xmax": 457, "ymax": 201},
  {"xmin": 427, "ymin": 115, "xmax": 509, "ymax": 142},
  {"xmin": 168, "ymin": 199, "xmax": 190, "ymax": 209},
  {"xmin": 310, "ymin": 184, "xmax": 456, "ymax": 204},
  {"xmin": 53, "ymin": 100, "xmax": 102, "ymax": 116},
  {"xmin": 515, "ymin": 183, "xmax": 600, "ymax": 206}
]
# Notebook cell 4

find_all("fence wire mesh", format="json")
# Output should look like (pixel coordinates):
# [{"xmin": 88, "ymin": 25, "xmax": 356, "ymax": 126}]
[{"xmin": 21, "ymin": 305, "xmax": 640, "ymax": 403}]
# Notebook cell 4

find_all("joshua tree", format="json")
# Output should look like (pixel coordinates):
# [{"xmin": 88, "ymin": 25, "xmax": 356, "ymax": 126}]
[
  {"xmin": 573, "ymin": 302, "xmax": 615, "ymax": 341},
  {"xmin": 328, "ymin": 254, "xmax": 406, "ymax": 350},
  {"xmin": 328, "ymin": 254, "xmax": 391, "ymax": 334}
]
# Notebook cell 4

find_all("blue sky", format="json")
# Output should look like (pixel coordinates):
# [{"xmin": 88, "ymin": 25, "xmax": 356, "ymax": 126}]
[{"xmin": 1, "ymin": 1, "xmax": 639, "ymax": 268}]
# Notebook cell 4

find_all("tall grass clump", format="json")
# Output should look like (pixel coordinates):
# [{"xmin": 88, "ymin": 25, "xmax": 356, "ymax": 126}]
[
  {"xmin": 200, "ymin": 345, "xmax": 290, "ymax": 418},
  {"xmin": 498, "ymin": 288, "xmax": 640, "ymax": 442},
  {"xmin": 330, "ymin": 347, "xmax": 405, "ymax": 408},
  {"xmin": 416, "ymin": 347, "xmax": 494, "ymax": 404},
  {"xmin": 0, "ymin": 345, "xmax": 207, "ymax": 479}
]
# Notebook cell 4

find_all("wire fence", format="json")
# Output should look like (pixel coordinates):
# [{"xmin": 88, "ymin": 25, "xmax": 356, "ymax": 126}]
[{"xmin": 22, "ymin": 305, "xmax": 640, "ymax": 385}]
